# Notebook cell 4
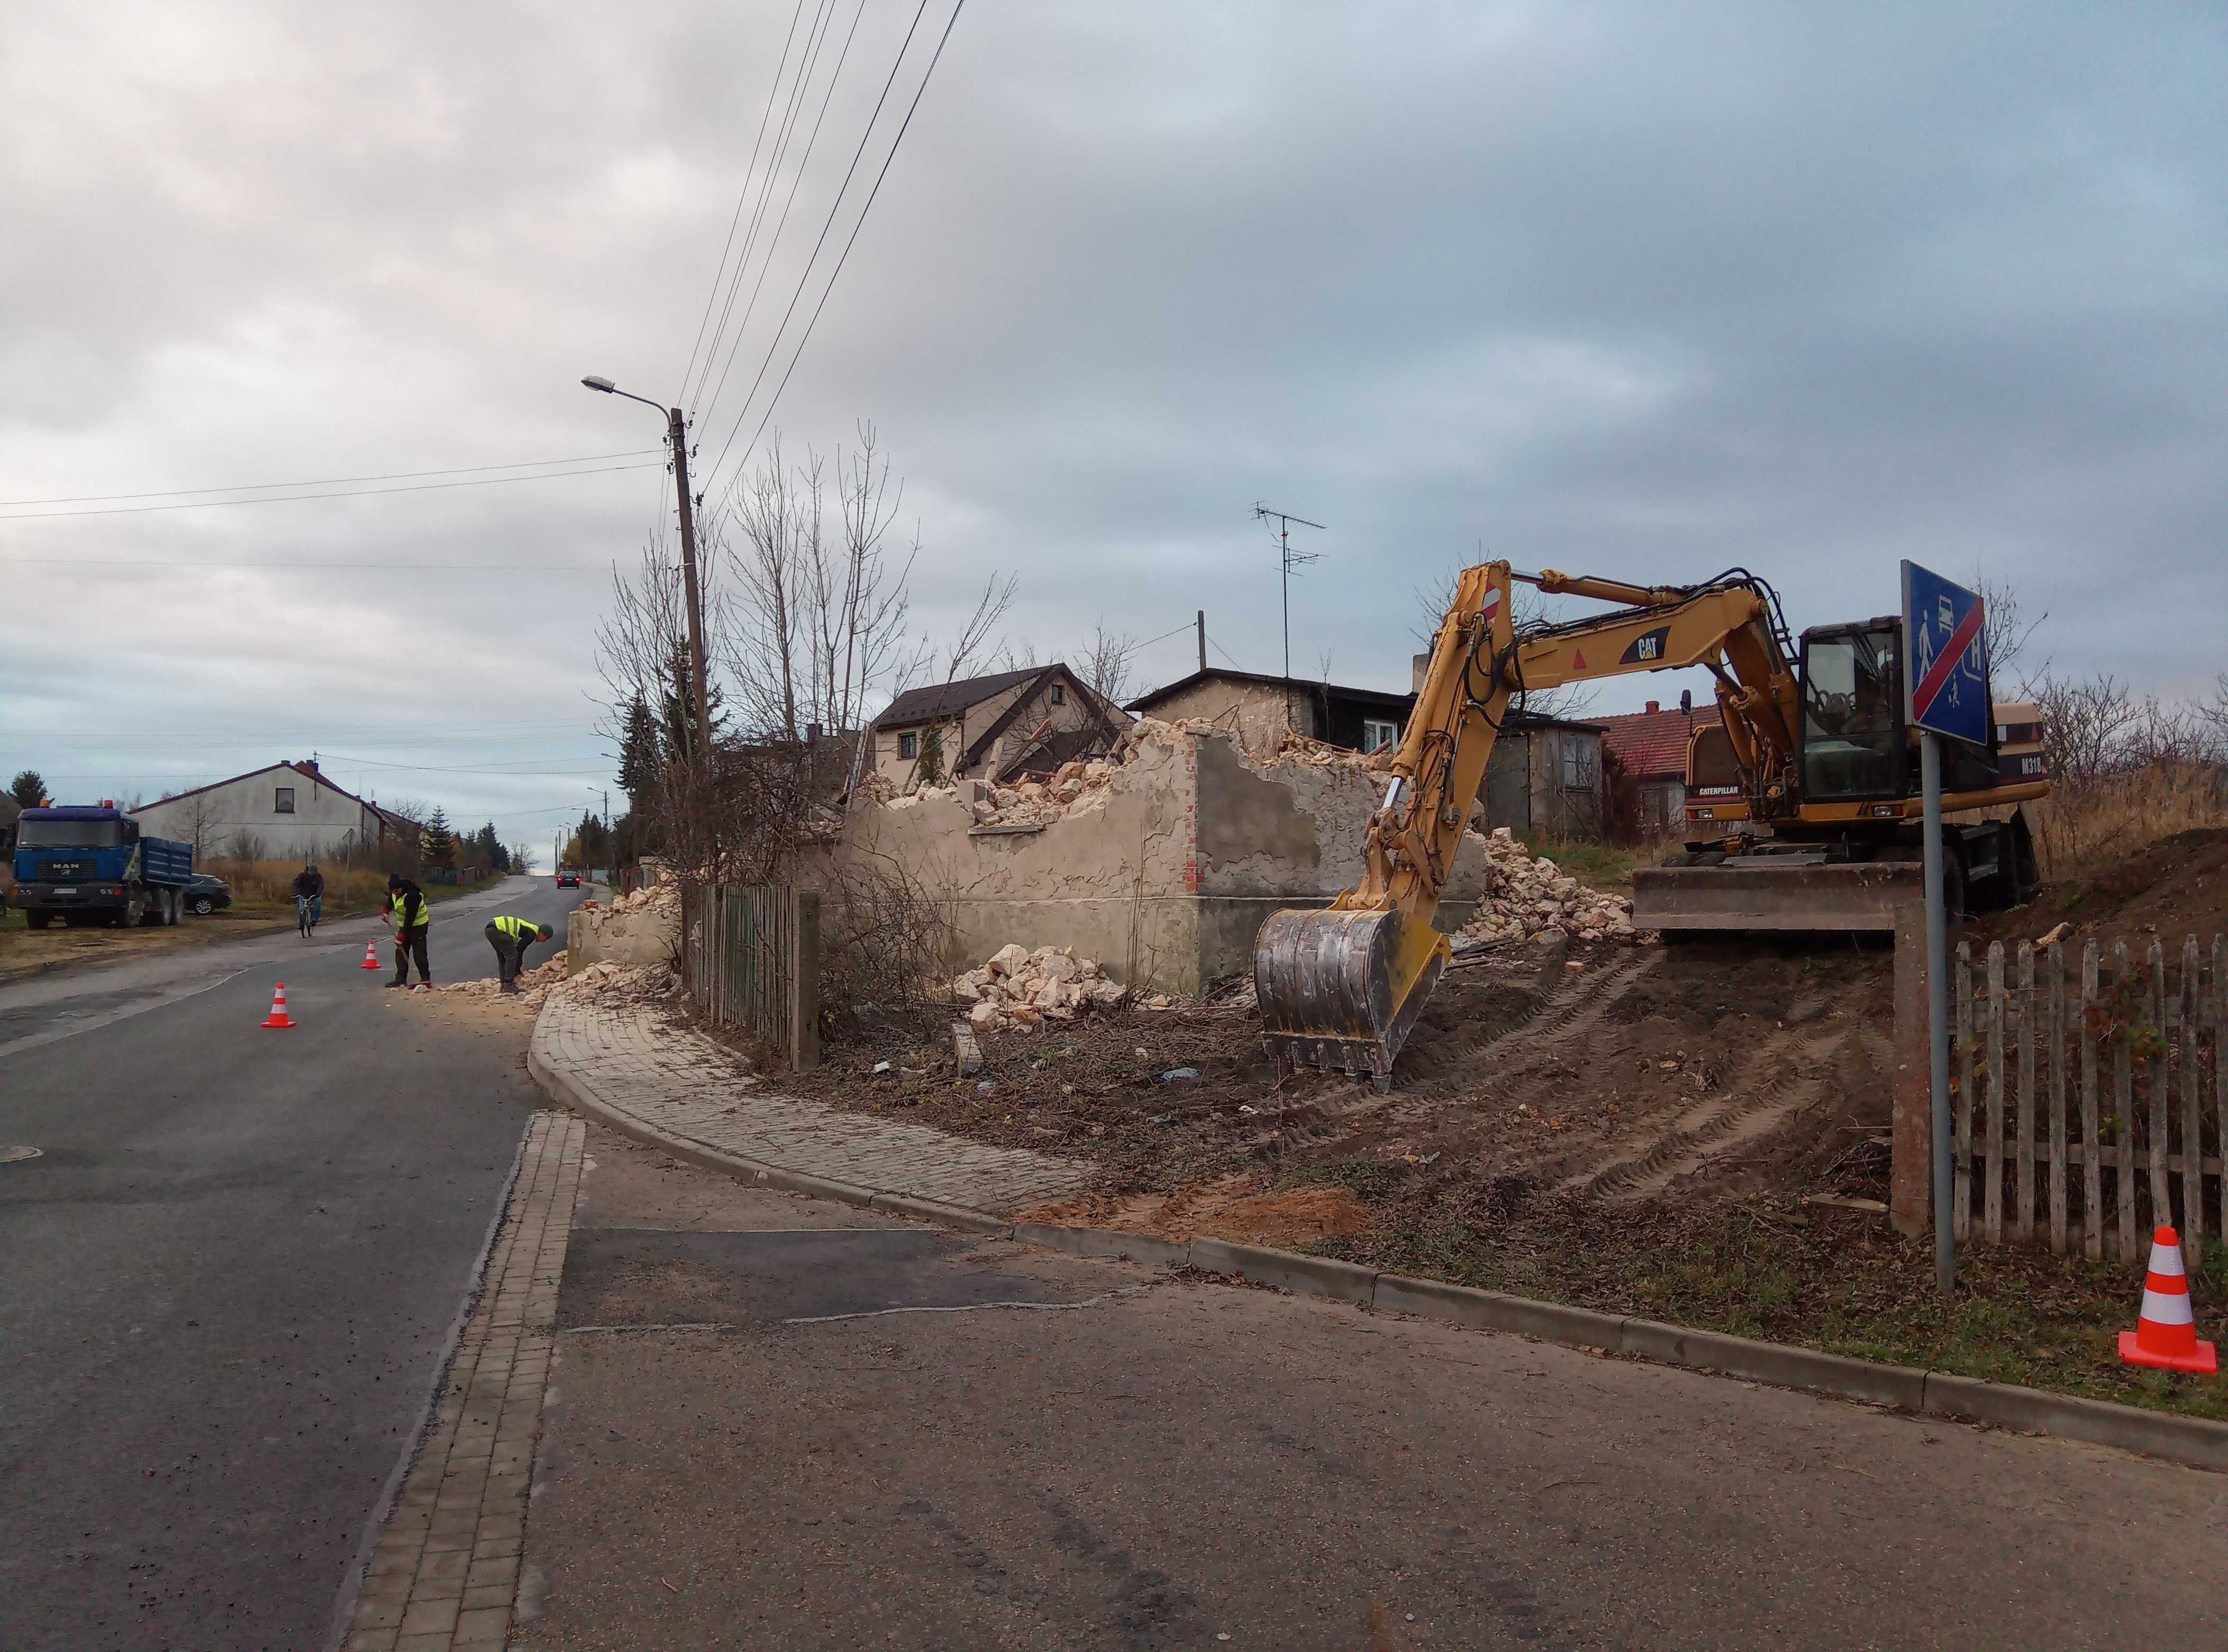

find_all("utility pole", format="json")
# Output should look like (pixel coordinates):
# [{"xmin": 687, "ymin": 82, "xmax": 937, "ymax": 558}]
[
  {"xmin": 581, "ymin": 376, "xmax": 711, "ymax": 762},
  {"xmin": 1196, "ymin": 610, "xmax": 1206, "ymax": 674},
  {"xmin": 668, "ymin": 407, "xmax": 711, "ymax": 764},
  {"xmin": 1253, "ymin": 504, "xmax": 1324, "ymax": 679}
]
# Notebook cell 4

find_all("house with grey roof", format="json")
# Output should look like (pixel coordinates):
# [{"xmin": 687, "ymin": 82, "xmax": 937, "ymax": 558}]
[{"xmin": 867, "ymin": 664, "xmax": 1130, "ymax": 791}]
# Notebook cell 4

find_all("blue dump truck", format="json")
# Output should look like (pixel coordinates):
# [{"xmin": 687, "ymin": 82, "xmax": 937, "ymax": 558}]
[{"xmin": 10, "ymin": 805, "xmax": 195, "ymax": 929}]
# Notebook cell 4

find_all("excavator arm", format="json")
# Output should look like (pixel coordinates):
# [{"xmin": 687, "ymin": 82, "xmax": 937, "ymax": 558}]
[{"xmin": 1255, "ymin": 559, "xmax": 1799, "ymax": 1084}]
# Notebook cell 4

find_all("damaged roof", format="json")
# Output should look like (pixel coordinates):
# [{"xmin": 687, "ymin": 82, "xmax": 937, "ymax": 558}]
[{"xmin": 875, "ymin": 666, "xmax": 1059, "ymax": 729}]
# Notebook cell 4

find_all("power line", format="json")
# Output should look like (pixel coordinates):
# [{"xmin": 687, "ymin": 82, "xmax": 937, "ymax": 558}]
[
  {"xmin": 0, "ymin": 462, "xmax": 661, "ymax": 522},
  {"xmin": 677, "ymin": 0, "xmax": 813, "ymax": 402},
  {"xmin": 700, "ymin": 0, "xmax": 951, "ymax": 496},
  {"xmin": 0, "ymin": 556, "xmax": 621, "ymax": 570},
  {"xmin": 0, "ymin": 451, "xmax": 661, "ymax": 509},
  {"xmin": 695, "ymin": 0, "xmax": 872, "ymax": 436},
  {"xmin": 711, "ymin": 0, "xmax": 966, "ymax": 500}
]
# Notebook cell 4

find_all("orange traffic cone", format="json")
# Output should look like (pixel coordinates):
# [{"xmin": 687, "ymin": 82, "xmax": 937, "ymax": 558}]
[
  {"xmin": 2119, "ymin": 1225, "xmax": 2216, "ymax": 1375},
  {"xmin": 361, "ymin": 940, "xmax": 381, "ymax": 971},
  {"xmin": 260, "ymin": 982, "xmax": 297, "ymax": 1030}
]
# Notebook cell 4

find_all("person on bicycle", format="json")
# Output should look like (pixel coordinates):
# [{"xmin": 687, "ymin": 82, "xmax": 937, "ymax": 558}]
[
  {"xmin": 484, "ymin": 915, "xmax": 555, "ymax": 994},
  {"xmin": 385, "ymin": 874, "xmax": 433, "ymax": 988},
  {"xmin": 292, "ymin": 861, "xmax": 326, "ymax": 932}
]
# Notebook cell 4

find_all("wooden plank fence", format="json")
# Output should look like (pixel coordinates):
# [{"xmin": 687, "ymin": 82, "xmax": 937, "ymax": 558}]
[
  {"xmin": 1952, "ymin": 933, "xmax": 2223, "ymax": 1265},
  {"xmin": 680, "ymin": 885, "xmax": 820, "ymax": 1071}
]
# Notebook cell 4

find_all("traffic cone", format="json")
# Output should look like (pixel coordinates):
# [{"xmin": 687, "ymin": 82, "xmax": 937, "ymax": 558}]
[
  {"xmin": 260, "ymin": 983, "xmax": 297, "ymax": 1030},
  {"xmin": 2119, "ymin": 1225, "xmax": 2217, "ymax": 1375},
  {"xmin": 361, "ymin": 940, "xmax": 381, "ymax": 971}
]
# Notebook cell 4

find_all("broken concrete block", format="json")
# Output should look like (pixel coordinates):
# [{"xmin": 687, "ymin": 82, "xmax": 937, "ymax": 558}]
[
  {"xmin": 1039, "ymin": 953, "xmax": 1079, "ymax": 984},
  {"xmin": 987, "ymin": 943, "xmax": 1030, "ymax": 976},
  {"xmin": 951, "ymin": 975, "xmax": 981, "ymax": 1003},
  {"xmin": 968, "ymin": 1000, "xmax": 1001, "ymax": 1029}
]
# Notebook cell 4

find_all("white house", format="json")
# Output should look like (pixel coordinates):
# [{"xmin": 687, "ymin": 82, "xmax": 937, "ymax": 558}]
[{"xmin": 133, "ymin": 760, "xmax": 418, "ymax": 862}]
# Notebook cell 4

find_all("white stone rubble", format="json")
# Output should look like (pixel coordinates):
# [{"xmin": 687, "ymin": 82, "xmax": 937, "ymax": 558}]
[
  {"xmin": 1454, "ymin": 827, "xmax": 1646, "ymax": 948},
  {"xmin": 947, "ymin": 943, "xmax": 1128, "ymax": 1031}
]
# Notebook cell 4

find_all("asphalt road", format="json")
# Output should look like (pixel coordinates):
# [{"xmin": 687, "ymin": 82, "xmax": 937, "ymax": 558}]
[
  {"xmin": 0, "ymin": 874, "xmax": 590, "ymax": 1652},
  {"xmin": 519, "ymin": 1124, "xmax": 2228, "ymax": 1651}
]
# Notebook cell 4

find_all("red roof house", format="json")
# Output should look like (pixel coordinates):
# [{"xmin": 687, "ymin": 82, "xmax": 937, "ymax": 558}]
[{"xmin": 1590, "ymin": 699, "xmax": 1723, "ymax": 834}]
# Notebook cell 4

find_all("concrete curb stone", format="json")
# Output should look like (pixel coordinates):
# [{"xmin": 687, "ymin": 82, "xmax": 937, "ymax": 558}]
[
  {"xmin": 526, "ymin": 1013, "xmax": 2228, "ymax": 1476},
  {"xmin": 871, "ymin": 1192, "xmax": 1017, "ymax": 1236},
  {"xmin": 1012, "ymin": 1223, "xmax": 1194, "ymax": 1271},
  {"xmin": 1372, "ymin": 1272, "xmax": 1624, "ymax": 1347},
  {"xmin": 1187, "ymin": 1238, "xmax": 1379, "ymax": 1305},
  {"xmin": 1619, "ymin": 1318, "xmax": 1930, "ymax": 1411}
]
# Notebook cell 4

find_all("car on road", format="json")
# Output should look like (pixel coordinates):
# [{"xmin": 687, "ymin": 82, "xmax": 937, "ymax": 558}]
[
  {"xmin": 182, "ymin": 874, "xmax": 232, "ymax": 914},
  {"xmin": 555, "ymin": 872, "xmax": 581, "ymax": 889}
]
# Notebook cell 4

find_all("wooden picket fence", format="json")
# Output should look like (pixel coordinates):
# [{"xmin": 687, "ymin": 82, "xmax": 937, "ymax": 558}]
[
  {"xmin": 1953, "ymin": 933, "xmax": 2224, "ymax": 1264},
  {"xmin": 680, "ymin": 884, "xmax": 821, "ymax": 1071}
]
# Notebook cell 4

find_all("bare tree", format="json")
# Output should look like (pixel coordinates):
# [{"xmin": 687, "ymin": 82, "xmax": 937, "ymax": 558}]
[
  {"xmin": 1971, "ymin": 569, "xmax": 2050, "ymax": 698},
  {"xmin": 1411, "ymin": 564, "xmax": 1594, "ymax": 719},
  {"xmin": 1080, "ymin": 620, "xmax": 1138, "ymax": 705}
]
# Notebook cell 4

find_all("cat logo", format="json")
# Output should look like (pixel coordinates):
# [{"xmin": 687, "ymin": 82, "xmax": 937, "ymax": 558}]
[{"xmin": 1619, "ymin": 626, "xmax": 1671, "ymax": 666}]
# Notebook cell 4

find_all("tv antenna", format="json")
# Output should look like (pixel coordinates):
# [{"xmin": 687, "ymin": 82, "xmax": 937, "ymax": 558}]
[{"xmin": 1254, "ymin": 503, "xmax": 1325, "ymax": 678}]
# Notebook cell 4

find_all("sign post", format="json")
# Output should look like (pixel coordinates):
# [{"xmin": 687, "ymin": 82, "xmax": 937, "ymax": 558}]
[{"xmin": 1902, "ymin": 560, "xmax": 1990, "ymax": 1294}]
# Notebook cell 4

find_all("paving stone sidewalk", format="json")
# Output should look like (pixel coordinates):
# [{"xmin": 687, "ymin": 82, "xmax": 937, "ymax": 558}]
[
  {"xmin": 345, "ymin": 1111, "xmax": 585, "ymax": 1651},
  {"xmin": 529, "ymin": 994, "xmax": 1094, "ymax": 1216}
]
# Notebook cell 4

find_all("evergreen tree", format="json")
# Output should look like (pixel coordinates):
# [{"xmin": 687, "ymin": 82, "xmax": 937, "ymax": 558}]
[
  {"xmin": 916, "ymin": 724, "xmax": 946, "ymax": 787},
  {"xmin": 421, "ymin": 807, "xmax": 458, "ymax": 870},
  {"xmin": 658, "ymin": 640, "xmax": 724, "ymax": 760},
  {"xmin": 616, "ymin": 693, "xmax": 660, "ymax": 812},
  {"xmin": 9, "ymin": 769, "xmax": 46, "ymax": 809}
]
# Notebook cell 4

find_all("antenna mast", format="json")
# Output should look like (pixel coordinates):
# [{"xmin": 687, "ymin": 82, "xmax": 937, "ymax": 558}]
[{"xmin": 1253, "ymin": 503, "xmax": 1325, "ymax": 678}]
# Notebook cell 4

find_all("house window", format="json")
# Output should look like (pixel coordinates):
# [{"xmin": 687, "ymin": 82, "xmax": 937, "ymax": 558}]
[
  {"xmin": 1361, "ymin": 719, "xmax": 1399, "ymax": 754},
  {"xmin": 1560, "ymin": 733, "xmax": 1597, "ymax": 789},
  {"xmin": 275, "ymin": 787, "xmax": 296, "ymax": 813},
  {"xmin": 1050, "ymin": 684, "xmax": 1066, "ymax": 706},
  {"xmin": 898, "ymin": 732, "xmax": 918, "ymax": 760}
]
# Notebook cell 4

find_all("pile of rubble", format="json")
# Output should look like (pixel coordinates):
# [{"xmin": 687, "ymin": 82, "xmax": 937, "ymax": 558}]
[
  {"xmin": 595, "ymin": 879, "xmax": 680, "ymax": 920},
  {"xmin": 949, "ymin": 943, "xmax": 1128, "ymax": 1030},
  {"xmin": 1454, "ymin": 827, "xmax": 1645, "ymax": 948},
  {"xmin": 432, "ymin": 951, "xmax": 571, "ymax": 1011},
  {"xmin": 885, "ymin": 714, "xmax": 1393, "ymax": 831},
  {"xmin": 552, "ymin": 958, "xmax": 683, "ymax": 1012}
]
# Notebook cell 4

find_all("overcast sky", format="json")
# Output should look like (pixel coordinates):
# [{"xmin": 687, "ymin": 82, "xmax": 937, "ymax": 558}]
[{"xmin": 4, "ymin": 2, "xmax": 2222, "ymax": 838}]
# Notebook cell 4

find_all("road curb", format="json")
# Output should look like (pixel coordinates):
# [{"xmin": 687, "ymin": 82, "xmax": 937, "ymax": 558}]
[
  {"xmin": 526, "ymin": 1030, "xmax": 2228, "ymax": 1475},
  {"xmin": 1011, "ymin": 1222, "xmax": 2228, "ymax": 1473},
  {"xmin": 523, "ymin": 1016, "xmax": 1018, "ymax": 1238}
]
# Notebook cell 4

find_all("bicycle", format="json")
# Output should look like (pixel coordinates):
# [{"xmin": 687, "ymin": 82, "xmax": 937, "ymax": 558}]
[{"xmin": 297, "ymin": 894, "xmax": 321, "ymax": 937}]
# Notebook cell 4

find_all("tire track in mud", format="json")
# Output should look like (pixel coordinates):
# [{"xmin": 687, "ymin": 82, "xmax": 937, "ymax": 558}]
[
  {"xmin": 1245, "ymin": 949, "xmax": 1663, "ymax": 1152},
  {"xmin": 1570, "ymin": 1028, "xmax": 1849, "ymax": 1203}
]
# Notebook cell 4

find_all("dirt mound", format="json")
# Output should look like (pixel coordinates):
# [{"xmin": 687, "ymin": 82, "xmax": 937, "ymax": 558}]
[
  {"xmin": 1973, "ymin": 828, "xmax": 2228, "ymax": 948},
  {"xmin": 1023, "ymin": 1175, "xmax": 1372, "ymax": 1249}
]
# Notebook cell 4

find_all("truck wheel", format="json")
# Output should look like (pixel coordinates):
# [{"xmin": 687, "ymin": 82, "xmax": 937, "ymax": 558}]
[
  {"xmin": 26, "ymin": 912, "xmax": 52, "ymax": 931},
  {"xmin": 124, "ymin": 893, "xmax": 147, "ymax": 928}
]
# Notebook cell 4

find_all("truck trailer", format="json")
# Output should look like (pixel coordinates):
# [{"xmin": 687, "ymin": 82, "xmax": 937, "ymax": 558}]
[{"xmin": 10, "ymin": 805, "xmax": 195, "ymax": 929}]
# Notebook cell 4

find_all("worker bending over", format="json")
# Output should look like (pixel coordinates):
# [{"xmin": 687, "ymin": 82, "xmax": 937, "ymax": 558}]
[
  {"xmin": 485, "ymin": 914, "xmax": 555, "ymax": 994},
  {"xmin": 387, "ymin": 874, "xmax": 433, "ymax": 989}
]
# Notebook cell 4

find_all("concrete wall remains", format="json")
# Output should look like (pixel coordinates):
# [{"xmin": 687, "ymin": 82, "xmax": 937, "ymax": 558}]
[
  {"xmin": 566, "ymin": 900, "xmax": 679, "ymax": 975},
  {"xmin": 807, "ymin": 724, "xmax": 1488, "ymax": 994}
]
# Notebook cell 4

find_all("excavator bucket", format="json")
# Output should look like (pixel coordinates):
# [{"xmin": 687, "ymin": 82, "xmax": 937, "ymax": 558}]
[
  {"xmin": 1254, "ymin": 905, "xmax": 1451, "ymax": 1088},
  {"xmin": 1632, "ymin": 859, "xmax": 1924, "ymax": 933}
]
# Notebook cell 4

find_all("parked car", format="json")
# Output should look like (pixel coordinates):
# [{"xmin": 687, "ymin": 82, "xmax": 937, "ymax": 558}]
[
  {"xmin": 555, "ymin": 871, "xmax": 581, "ymax": 889},
  {"xmin": 182, "ymin": 874, "xmax": 232, "ymax": 914}
]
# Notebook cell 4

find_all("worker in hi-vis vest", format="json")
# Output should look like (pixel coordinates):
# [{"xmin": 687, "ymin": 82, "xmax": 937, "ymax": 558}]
[
  {"xmin": 485, "ymin": 914, "xmax": 555, "ymax": 994},
  {"xmin": 386, "ymin": 874, "xmax": 434, "ymax": 989}
]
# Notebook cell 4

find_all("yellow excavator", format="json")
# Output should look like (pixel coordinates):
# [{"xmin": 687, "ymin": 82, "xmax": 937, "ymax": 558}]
[{"xmin": 1253, "ymin": 559, "xmax": 2049, "ymax": 1084}]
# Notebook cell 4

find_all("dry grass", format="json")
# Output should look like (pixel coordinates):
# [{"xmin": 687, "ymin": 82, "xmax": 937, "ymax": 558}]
[
  {"xmin": 2028, "ymin": 761, "xmax": 2228, "ymax": 884},
  {"xmin": 204, "ymin": 858, "xmax": 500, "ymax": 913}
]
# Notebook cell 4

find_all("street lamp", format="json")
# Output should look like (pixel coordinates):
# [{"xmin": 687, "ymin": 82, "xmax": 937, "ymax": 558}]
[{"xmin": 582, "ymin": 374, "xmax": 709, "ymax": 762}]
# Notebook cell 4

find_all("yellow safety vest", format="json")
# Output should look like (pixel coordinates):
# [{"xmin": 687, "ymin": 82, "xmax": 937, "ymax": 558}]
[
  {"xmin": 491, "ymin": 914, "xmax": 542, "ymax": 942},
  {"xmin": 389, "ymin": 890, "xmax": 429, "ymax": 930}
]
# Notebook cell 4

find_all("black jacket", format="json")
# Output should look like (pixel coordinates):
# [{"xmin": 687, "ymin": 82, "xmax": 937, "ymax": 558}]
[{"xmin": 293, "ymin": 869, "xmax": 325, "ymax": 899}]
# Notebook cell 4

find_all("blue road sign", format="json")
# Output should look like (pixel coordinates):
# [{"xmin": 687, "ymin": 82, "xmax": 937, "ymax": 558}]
[{"xmin": 1902, "ymin": 560, "xmax": 1990, "ymax": 747}]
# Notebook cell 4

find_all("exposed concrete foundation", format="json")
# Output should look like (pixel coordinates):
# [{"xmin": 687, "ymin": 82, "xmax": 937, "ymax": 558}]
[
  {"xmin": 804, "ymin": 726, "xmax": 1489, "ymax": 994},
  {"xmin": 566, "ymin": 902, "xmax": 678, "ymax": 976}
]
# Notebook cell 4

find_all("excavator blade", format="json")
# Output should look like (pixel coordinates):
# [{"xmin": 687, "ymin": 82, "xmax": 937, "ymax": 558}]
[
  {"xmin": 1632, "ymin": 858, "xmax": 1924, "ymax": 933},
  {"xmin": 1254, "ymin": 906, "xmax": 1450, "ymax": 1089}
]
